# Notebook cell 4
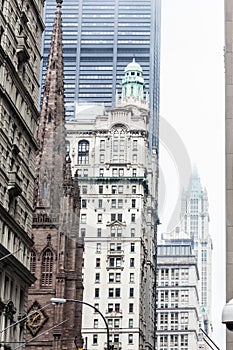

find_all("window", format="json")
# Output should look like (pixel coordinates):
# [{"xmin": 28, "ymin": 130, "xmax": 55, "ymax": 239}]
[
  {"xmin": 118, "ymin": 185, "xmax": 123, "ymax": 194},
  {"xmin": 111, "ymin": 214, "xmax": 116, "ymax": 222},
  {"xmin": 81, "ymin": 228, "xmax": 86, "ymax": 237},
  {"xmin": 100, "ymin": 154, "xmax": 105, "ymax": 163},
  {"xmin": 30, "ymin": 250, "xmax": 36, "ymax": 274},
  {"xmin": 119, "ymin": 168, "xmax": 124, "ymax": 176},
  {"xmin": 99, "ymin": 168, "xmax": 104, "ymax": 177},
  {"xmin": 132, "ymin": 168, "xmax": 136, "ymax": 177},
  {"xmin": 129, "ymin": 288, "xmax": 134, "ymax": 297},
  {"xmin": 99, "ymin": 185, "xmax": 103, "ymax": 194},
  {"xmin": 131, "ymin": 214, "xmax": 136, "ymax": 223},
  {"xmin": 82, "ymin": 186, "xmax": 87, "ymax": 194},
  {"xmin": 95, "ymin": 288, "xmax": 99, "ymax": 298},
  {"xmin": 129, "ymin": 303, "xmax": 134, "ymax": 312},
  {"xmin": 118, "ymin": 199, "xmax": 123, "ymax": 208},
  {"xmin": 132, "ymin": 154, "xmax": 137, "ymax": 163},
  {"xmin": 108, "ymin": 318, "xmax": 113, "ymax": 327},
  {"xmin": 112, "ymin": 168, "xmax": 118, "ymax": 176},
  {"xmin": 130, "ymin": 258, "xmax": 135, "ymax": 267},
  {"xmin": 133, "ymin": 140, "xmax": 138, "ymax": 150},
  {"xmin": 112, "ymin": 185, "xmax": 117, "ymax": 194},
  {"xmin": 131, "ymin": 228, "xmax": 135, "ymax": 237},
  {"xmin": 114, "ymin": 319, "xmax": 120, "ymax": 328},
  {"xmin": 130, "ymin": 243, "xmax": 135, "ymax": 252},
  {"xmin": 118, "ymin": 214, "xmax": 122, "ymax": 222},
  {"xmin": 98, "ymin": 199, "xmax": 103, "ymax": 208},
  {"xmin": 111, "ymin": 199, "xmax": 117, "ymax": 208},
  {"xmin": 129, "ymin": 319, "xmax": 133, "ymax": 328},
  {"xmin": 97, "ymin": 228, "xmax": 101, "ymax": 237},
  {"xmin": 96, "ymin": 243, "xmax": 101, "ymax": 253},
  {"xmin": 97, "ymin": 214, "xmax": 102, "ymax": 223},
  {"xmin": 94, "ymin": 319, "xmax": 98, "ymax": 328},
  {"xmin": 111, "ymin": 227, "xmax": 116, "ymax": 237},
  {"xmin": 83, "ymin": 169, "xmax": 88, "ymax": 177},
  {"xmin": 41, "ymin": 249, "xmax": 53, "ymax": 286},
  {"xmin": 116, "ymin": 273, "xmax": 121, "ymax": 282},
  {"xmin": 93, "ymin": 334, "xmax": 98, "ymax": 345},
  {"xmin": 117, "ymin": 227, "xmax": 122, "ymax": 237},
  {"xmin": 96, "ymin": 258, "xmax": 100, "ymax": 268},
  {"xmin": 109, "ymin": 273, "xmax": 114, "ymax": 283},
  {"xmin": 94, "ymin": 303, "xmax": 99, "ymax": 311},
  {"xmin": 115, "ymin": 303, "xmax": 120, "ymax": 312},
  {"xmin": 100, "ymin": 140, "xmax": 105, "ymax": 150},
  {"xmin": 108, "ymin": 303, "xmax": 113, "ymax": 312},
  {"xmin": 109, "ymin": 257, "xmax": 121, "ymax": 268},
  {"xmin": 132, "ymin": 199, "xmax": 136, "ymax": 208},
  {"xmin": 128, "ymin": 334, "xmax": 133, "ymax": 344},
  {"xmin": 115, "ymin": 288, "xmax": 121, "ymax": 297},
  {"xmin": 78, "ymin": 140, "xmax": 89, "ymax": 164},
  {"xmin": 95, "ymin": 273, "xmax": 100, "ymax": 283},
  {"xmin": 109, "ymin": 288, "xmax": 114, "ymax": 297},
  {"xmin": 82, "ymin": 199, "xmax": 87, "ymax": 208},
  {"xmin": 113, "ymin": 334, "xmax": 119, "ymax": 343},
  {"xmin": 81, "ymin": 214, "xmax": 86, "ymax": 223},
  {"xmin": 130, "ymin": 273, "xmax": 134, "ymax": 283},
  {"xmin": 132, "ymin": 185, "xmax": 136, "ymax": 193}
]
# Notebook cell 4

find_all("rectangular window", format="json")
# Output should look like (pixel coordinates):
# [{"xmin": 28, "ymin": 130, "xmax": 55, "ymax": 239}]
[
  {"xmin": 118, "ymin": 214, "xmax": 122, "ymax": 222},
  {"xmin": 96, "ymin": 258, "xmax": 100, "ymax": 268},
  {"xmin": 119, "ymin": 168, "xmax": 124, "ymax": 176},
  {"xmin": 82, "ymin": 199, "xmax": 87, "ymax": 208},
  {"xmin": 98, "ymin": 199, "xmax": 103, "ymax": 208},
  {"xmin": 129, "ymin": 319, "xmax": 133, "ymax": 328},
  {"xmin": 111, "ymin": 227, "xmax": 116, "ymax": 237},
  {"xmin": 131, "ymin": 199, "xmax": 136, "ymax": 208},
  {"xmin": 97, "ymin": 228, "xmax": 101, "ymax": 237},
  {"xmin": 112, "ymin": 185, "xmax": 117, "ymax": 194},
  {"xmin": 81, "ymin": 214, "xmax": 86, "ymax": 223},
  {"xmin": 132, "ymin": 154, "xmax": 137, "ymax": 163},
  {"xmin": 96, "ymin": 243, "xmax": 101, "ymax": 253},
  {"xmin": 130, "ymin": 258, "xmax": 135, "ymax": 267},
  {"xmin": 81, "ymin": 228, "xmax": 86, "ymax": 237},
  {"xmin": 93, "ymin": 334, "xmax": 98, "ymax": 344},
  {"xmin": 99, "ymin": 168, "xmax": 104, "ymax": 177},
  {"xmin": 111, "ymin": 214, "xmax": 116, "ymax": 222},
  {"xmin": 82, "ymin": 186, "xmax": 87, "ymax": 194},
  {"xmin": 99, "ymin": 185, "xmax": 103, "ymax": 194},
  {"xmin": 131, "ymin": 228, "xmax": 135, "ymax": 237},
  {"xmin": 116, "ymin": 273, "xmax": 121, "ymax": 282},
  {"xmin": 110, "ymin": 243, "xmax": 115, "ymax": 251},
  {"xmin": 129, "ymin": 288, "xmax": 134, "ymax": 298},
  {"xmin": 133, "ymin": 140, "xmax": 138, "ymax": 150},
  {"xmin": 118, "ymin": 199, "xmax": 123, "ymax": 208},
  {"xmin": 109, "ymin": 273, "xmax": 114, "ymax": 283},
  {"xmin": 130, "ymin": 243, "xmax": 135, "ymax": 252},
  {"xmin": 95, "ymin": 273, "xmax": 100, "ymax": 283},
  {"xmin": 115, "ymin": 303, "xmax": 120, "ymax": 312},
  {"xmin": 131, "ymin": 214, "xmax": 136, "ymax": 223},
  {"xmin": 111, "ymin": 199, "xmax": 117, "ymax": 208},
  {"xmin": 132, "ymin": 168, "xmax": 136, "ymax": 177},
  {"xmin": 132, "ymin": 185, "xmax": 136, "ymax": 193},
  {"xmin": 118, "ymin": 185, "xmax": 123, "ymax": 194},
  {"xmin": 129, "ymin": 303, "xmax": 134, "ymax": 312},
  {"xmin": 100, "ymin": 154, "xmax": 105, "ymax": 163},
  {"xmin": 95, "ymin": 288, "xmax": 99, "ymax": 298},
  {"xmin": 83, "ymin": 169, "xmax": 88, "ymax": 177},
  {"xmin": 109, "ymin": 288, "xmax": 114, "ymax": 297},
  {"xmin": 98, "ymin": 214, "xmax": 102, "ymax": 223},
  {"xmin": 93, "ymin": 319, "xmax": 98, "ymax": 328},
  {"xmin": 128, "ymin": 334, "xmax": 133, "ymax": 344},
  {"xmin": 112, "ymin": 168, "xmax": 118, "ymax": 176},
  {"xmin": 114, "ymin": 319, "xmax": 120, "ymax": 328},
  {"xmin": 117, "ymin": 227, "xmax": 122, "ymax": 237},
  {"xmin": 100, "ymin": 140, "xmax": 105, "ymax": 150},
  {"xmin": 108, "ymin": 303, "xmax": 113, "ymax": 312},
  {"xmin": 130, "ymin": 273, "xmax": 134, "ymax": 283},
  {"xmin": 115, "ymin": 288, "xmax": 121, "ymax": 297}
]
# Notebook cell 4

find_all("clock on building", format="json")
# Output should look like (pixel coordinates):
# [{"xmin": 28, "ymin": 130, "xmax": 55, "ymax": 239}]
[{"xmin": 26, "ymin": 301, "xmax": 49, "ymax": 336}]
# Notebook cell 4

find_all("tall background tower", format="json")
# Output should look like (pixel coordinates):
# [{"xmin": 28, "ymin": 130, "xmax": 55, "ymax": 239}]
[
  {"xmin": 180, "ymin": 169, "xmax": 212, "ymax": 334},
  {"xmin": 225, "ymin": 0, "xmax": 233, "ymax": 348},
  {"xmin": 42, "ymin": 0, "xmax": 161, "ymax": 148}
]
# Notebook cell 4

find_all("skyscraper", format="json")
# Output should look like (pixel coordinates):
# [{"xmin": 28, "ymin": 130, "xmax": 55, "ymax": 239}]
[
  {"xmin": 225, "ymin": 0, "xmax": 233, "ymax": 348},
  {"xmin": 66, "ymin": 60, "xmax": 158, "ymax": 350},
  {"xmin": 42, "ymin": 0, "xmax": 161, "ymax": 147},
  {"xmin": 180, "ymin": 169, "xmax": 212, "ymax": 334}
]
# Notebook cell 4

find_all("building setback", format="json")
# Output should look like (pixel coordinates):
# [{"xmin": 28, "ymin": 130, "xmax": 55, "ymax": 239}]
[
  {"xmin": 25, "ymin": 1, "xmax": 83, "ymax": 349},
  {"xmin": 0, "ymin": 0, "xmax": 44, "ymax": 348},
  {"xmin": 225, "ymin": 0, "xmax": 233, "ymax": 348},
  {"xmin": 156, "ymin": 243, "xmax": 202, "ymax": 349},
  {"xmin": 42, "ymin": 0, "xmax": 161, "ymax": 148},
  {"xmin": 66, "ymin": 61, "xmax": 158, "ymax": 350}
]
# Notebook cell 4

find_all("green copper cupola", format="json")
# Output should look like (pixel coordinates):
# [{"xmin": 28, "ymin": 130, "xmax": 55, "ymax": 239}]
[{"xmin": 122, "ymin": 58, "xmax": 145, "ymax": 100}]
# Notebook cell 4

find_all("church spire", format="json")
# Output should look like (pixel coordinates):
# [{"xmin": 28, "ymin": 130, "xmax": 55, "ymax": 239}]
[{"xmin": 34, "ymin": 0, "xmax": 67, "ymax": 212}]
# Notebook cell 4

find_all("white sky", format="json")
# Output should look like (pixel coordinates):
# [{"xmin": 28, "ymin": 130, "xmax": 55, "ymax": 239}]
[{"xmin": 159, "ymin": 0, "xmax": 225, "ymax": 348}]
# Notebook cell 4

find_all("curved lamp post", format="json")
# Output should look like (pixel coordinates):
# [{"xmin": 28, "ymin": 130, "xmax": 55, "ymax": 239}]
[{"xmin": 50, "ymin": 298, "xmax": 111, "ymax": 350}]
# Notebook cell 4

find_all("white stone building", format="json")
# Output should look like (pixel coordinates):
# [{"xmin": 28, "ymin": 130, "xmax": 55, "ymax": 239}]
[
  {"xmin": 156, "ymin": 243, "xmax": 202, "ymax": 350},
  {"xmin": 66, "ymin": 60, "xmax": 158, "ymax": 350}
]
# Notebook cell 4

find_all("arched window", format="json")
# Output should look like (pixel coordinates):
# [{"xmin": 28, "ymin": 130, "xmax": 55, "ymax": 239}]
[
  {"xmin": 111, "ymin": 125, "xmax": 127, "ymax": 163},
  {"xmin": 30, "ymin": 250, "xmax": 36, "ymax": 274},
  {"xmin": 78, "ymin": 140, "xmax": 89, "ymax": 164},
  {"xmin": 41, "ymin": 249, "xmax": 53, "ymax": 286}
]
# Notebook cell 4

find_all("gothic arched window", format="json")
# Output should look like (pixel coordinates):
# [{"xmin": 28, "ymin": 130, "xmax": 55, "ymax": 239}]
[
  {"xmin": 78, "ymin": 140, "xmax": 89, "ymax": 164},
  {"xmin": 41, "ymin": 249, "xmax": 53, "ymax": 286},
  {"xmin": 30, "ymin": 250, "xmax": 36, "ymax": 274}
]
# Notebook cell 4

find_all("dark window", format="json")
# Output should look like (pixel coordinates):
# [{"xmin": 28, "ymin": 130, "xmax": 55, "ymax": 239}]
[
  {"xmin": 132, "ymin": 199, "xmax": 136, "ymax": 208},
  {"xmin": 129, "ymin": 288, "xmax": 134, "ymax": 297},
  {"xmin": 41, "ymin": 249, "xmax": 53, "ymax": 286},
  {"xmin": 78, "ymin": 140, "xmax": 89, "ymax": 164},
  {"xmin": 131, "ymin": 214, "xmax": 135, "ymax": 223},
  {"xmin": 130, "ymin": 243, "xmax": 135, "ymax": 252},
  {"xmin": 82, "ymin": 199, "xmax": 87, "ymax": 208},
  {"xmin": 97, "ymin": 228, "xmax": 102, "ymax": 237},
  {"xmin": 30, "ymin": 250, "xmax": 36, "ymax": 274},
  {"xmin": 99, "ymin": 185, "xmax": 103, "ymax": 194},
  {"xmin": 95, "ymin": 288, "xmax": 99, "ymax": 298},
  {"xmin": 130, "ymin": 258, "xmax": 135, "ymax": 267},
  {"xmin": 129, "ymin": 303, "xmax": 134, "ymax": 312},
  {"xmin": 115, "ymin": 288, "xmax": 121, "ymax": 297}
]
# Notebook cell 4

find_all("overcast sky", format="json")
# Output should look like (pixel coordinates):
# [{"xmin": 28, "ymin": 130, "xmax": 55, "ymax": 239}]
[{"xmin": 158, "ymin": 0, "xmax": 225, "ymax": 348}]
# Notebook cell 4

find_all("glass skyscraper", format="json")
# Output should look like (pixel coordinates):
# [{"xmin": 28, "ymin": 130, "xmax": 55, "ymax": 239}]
[{"xmin": 42, "ymin": 0, "xmax": 161, "ymax": 147}]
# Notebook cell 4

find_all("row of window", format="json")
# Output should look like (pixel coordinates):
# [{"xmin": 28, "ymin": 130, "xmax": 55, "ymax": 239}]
[
  {"xmin": 93, "ymin": 317, "xmax": 134, "ymax": 329},
  {"xmin": 81, "ymin": 198, "xmax": 137, "ymax": 209},
  {"xmin": 81, "ymin": 212, "xmax": 138, "ymax": 224},
  {"xmin": 93, "ymin": 257, "xmax": 136, "ymax": 269},
  {"xmin": 92, "ymin": 333, "xmax": 134, "ymax": 345},
  {"xmin": 94, "ymin": 272, "xmax": 135, "ymax": 283},
  {"xmin": 81, "ymin": 184, "xmax": 138, "ymax": 194},
  {"xmin": 81, "ymin": 227, "xmax": 136, "ymax": 238},
  {"xmin": 93, "ymin": 242, "xmax": 135, "ymax": 253}
]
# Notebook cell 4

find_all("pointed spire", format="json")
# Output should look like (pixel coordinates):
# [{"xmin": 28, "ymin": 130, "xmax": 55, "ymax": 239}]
[{"xmin": 34, "ymin": 0, "xmax": 66, "ymax": 212}]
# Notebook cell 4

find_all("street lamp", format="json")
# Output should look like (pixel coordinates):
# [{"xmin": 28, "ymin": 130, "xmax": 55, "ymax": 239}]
[{"xmin": 50, "ymin": 298, "xmax": 111, "ymax": 350}]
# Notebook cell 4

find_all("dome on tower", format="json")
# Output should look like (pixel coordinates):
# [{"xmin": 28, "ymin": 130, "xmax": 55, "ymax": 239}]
[{"xmin": 124, "ymin": 58, "xmax": 142, "ymax": 73}]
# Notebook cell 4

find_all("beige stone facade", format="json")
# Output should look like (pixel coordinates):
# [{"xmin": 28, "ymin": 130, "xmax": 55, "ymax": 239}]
[{"xmin": 0, "ymin": 0, "xmax": 44, "ymax": 348}]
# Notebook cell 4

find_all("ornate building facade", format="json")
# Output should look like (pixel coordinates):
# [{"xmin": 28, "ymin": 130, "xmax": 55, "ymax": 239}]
[
  {"xmin": 26, "ymin": 1, "xmax": 83, "ymax": 349},
  {"xmin": 66, "ymin": 60, "xmax": 158, "ymax": 350},
  {"xmin": 0, "ymin": 0, "xmax": 44, "ymax": 348}
]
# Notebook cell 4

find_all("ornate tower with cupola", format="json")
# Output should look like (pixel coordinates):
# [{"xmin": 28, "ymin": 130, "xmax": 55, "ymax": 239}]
[{"xmin": 26, "ymin": 1, "xmax": 83, "ymax": 349}]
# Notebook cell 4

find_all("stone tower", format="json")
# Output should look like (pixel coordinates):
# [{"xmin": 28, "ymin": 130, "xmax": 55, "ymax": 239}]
[{"xmin": 26, "ymin": 1, "xmax": 83, "ymax": 349}]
